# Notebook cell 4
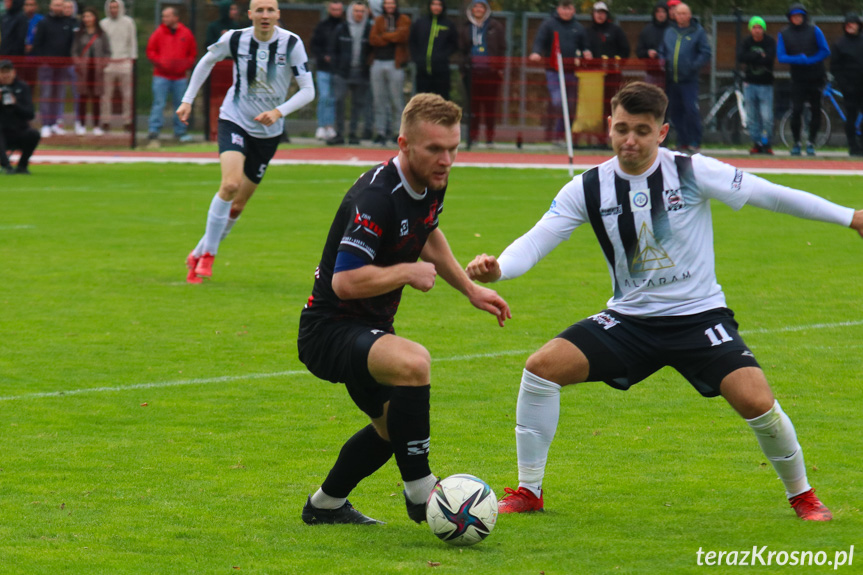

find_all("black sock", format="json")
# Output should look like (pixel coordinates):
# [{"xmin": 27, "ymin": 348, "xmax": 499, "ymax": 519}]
[
  {"xmin": 321, "ymin": 424, "xmax": 393, "ymax": 498},
  {"xmin": 387, "ymin": 385, "xmax": 432, "ymax": 482}
]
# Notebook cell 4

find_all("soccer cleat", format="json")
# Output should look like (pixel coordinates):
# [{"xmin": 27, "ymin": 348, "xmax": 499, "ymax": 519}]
[
  {"xmin": 195, "ymin": 252, "xmax": 215, "ymax": 278},
  {"xmin": 790, "ymin": 143, "xmax": 802, "ymax": 156},
  {"xmin": 789, "ymin": 489, "xmax": 832, "ymax": 521},
  {"xmin": 749, "ymin": 143, "xmax": 762, "ymax": 155},
  {"xmin": 301, "ymin": 496, "xmax": 384, "ymax": 525},
  {"xmin": 186, "ymin": 252, "xmax": 202, "ymax": 284},
  {"xmin": 403, "ymin": 490, "xmax": 427, "ymax": 524},
  {"xmin": 806, "ymin": 143, "xmax": 816, "ymax": 156},
  {"xmin": 498, "ymin": 486, "xmax": 544, "ymax": 514}
]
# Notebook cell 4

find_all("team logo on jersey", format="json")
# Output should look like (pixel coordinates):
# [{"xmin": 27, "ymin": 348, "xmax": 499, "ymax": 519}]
[
  {"xmin": 629, "ymin": 189, "xmax": 651, "ymax": 212},
  {"xmin": 352, "ymin": 208, "xmax": 382, "ymax": 237},
  {"xmin": 276, "ymin": 54, "xmax": 287, "ymax": 66},
  {"xmin": 400, "ymin": 218, "xmax": 409, "ymax": 237},
  {"xmin": 547, "ymin": 199, "xmax": 560, "ymax": 215},
  {"xmin": 631, "ymin": 222, "xmax": 675, "ymax": 273},
  {"xmin": 231, "ymin": 132, "xmax": 244, "ymax": 147},
  {"xmin": 589, "ymin": 312, "xmax": 620, "ymax": 330},
  {"xmin": 257, "ymin": 49, "xmax": 269, "ymax": 61},
  {"xmin": 731, "ymin": 169, "xmax": 744, "ymax": 191},
  {"xmin": 663, "ymin": 189, "xmax": 685, "ymax": 211},
  {"xmin": 424, "ymin": 199, "xmax": 440, "ymax": 227}
]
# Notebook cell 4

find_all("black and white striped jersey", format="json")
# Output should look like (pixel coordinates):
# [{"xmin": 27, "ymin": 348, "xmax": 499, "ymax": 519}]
[{"xmin": 183, "ymin": 26, "xmax": 312, "ymax": 139}]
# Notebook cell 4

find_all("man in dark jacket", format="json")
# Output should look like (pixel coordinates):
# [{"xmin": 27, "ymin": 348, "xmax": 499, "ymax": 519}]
[
  {"xmin": 636, "ymin": 1, "xmax": 668, "ymax": 59},
  {"xmin": 777, "ymin": 3, "xmax": 830, "ymax": 156},
  {"xmin": 459, "ymin": 0, "xmax": 505, "ymax": 147},
  {"xmin": 1, "ymin": 0, "xmax": 29, "ymax": 55},
  {"xmin": 205, "ymin": 0, "xmax": 242, "ymax": 46},
  {"xmin": 327, "ymin": 1, "xmax": 373, "ymax": 145},
  {"xmin": 831, "ymin": 12, "xmax": 863, "ymax": 156},
  {"xmin": 529, "ymin": 0, "xmax": 592, "ymax": 142},
  {"xmin": 586, "ymin": 1, "xmax": 628, "ymax": 58},
  {"xmin": 409, "ymin": 0, "xmax": 457, "ymax": 100},
  {"xmin": 738, "ymin": 16, "xmax": 776, "ymax": 154},
  {"xmin": 658, "ymin": 2, "xmax": 710, "ymax": 152},
  {"xmin": 32, "ymin": 0, "xmax": 76, "ymax": 137},
  {"xmin": 0, "ymin": 59, "xmax": 40, "ymax": 174},
  {"xmin": 311, "ymin": 1, "xmax": 345, "ymax": 140}
]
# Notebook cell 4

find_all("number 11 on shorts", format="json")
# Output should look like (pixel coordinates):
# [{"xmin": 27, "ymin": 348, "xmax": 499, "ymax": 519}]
[{"xmin": 705, "ymin": 323, "xmax": 733, "ymax": 346}]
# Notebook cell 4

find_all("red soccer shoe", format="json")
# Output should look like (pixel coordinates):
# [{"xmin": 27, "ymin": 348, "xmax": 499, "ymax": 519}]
[
  {"xmin": 186, "ymin": 252, "xmax": 202, "ymax": 284},
  {"xmin": 498, "ymin": 487, "xmax": 544, "ymax": 514},
  {"xmin": 195, "ymin": 252, "xmax": 215, "ymax": 278},
  {"xmin": 789, "ymin": 489, "xmax": 832, "ymax": 521}
]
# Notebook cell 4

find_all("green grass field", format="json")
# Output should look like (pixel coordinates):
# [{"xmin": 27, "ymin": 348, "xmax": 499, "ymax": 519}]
[{"xmin": 2, "ymin": 163, "xmax": 861, "ymax": 574}]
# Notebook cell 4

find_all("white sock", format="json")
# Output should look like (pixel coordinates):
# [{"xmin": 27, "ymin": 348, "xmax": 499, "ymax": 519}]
[
  {"xmin": 747, "ymin": 400, "xmax": 811, "ymax": 498},
  {"xmin": 515, "ymin": 369, "xmax": 562, "ymax": 498},
  {"xmin": 192, "ymin": 217, "xmax": 237, "ymax": 259},
  {"xmin": 310, "ymin": 487, "xmax": 346, "ymax": 510},
  {"xmin": 201, "ymin": 194, "xmax": 232, "ymax": 255},
  {"xmin": 404, "ymin": 473, "xmax": 437, "ymax": 505}
]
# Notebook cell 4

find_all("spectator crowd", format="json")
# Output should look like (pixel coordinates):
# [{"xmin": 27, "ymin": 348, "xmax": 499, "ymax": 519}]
[{"xmin": 2, "ymin": 0, "xmax": 863, "ymax": 166}]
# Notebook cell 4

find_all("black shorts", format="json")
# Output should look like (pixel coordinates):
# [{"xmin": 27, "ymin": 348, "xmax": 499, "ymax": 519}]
[
  {"xmin": 297, "ymin": 314, "xmax": 392, "ymax": 419},
  {"xmin": 558, "ymin": 308, "xmax": 760, "ymax": 398},
  {"xmin": 217, "ymin": 120, "xmax": 281, "ymax": 184}
]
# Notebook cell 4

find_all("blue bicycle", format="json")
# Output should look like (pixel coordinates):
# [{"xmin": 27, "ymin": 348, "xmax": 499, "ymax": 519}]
[{"xmin": 779, "ymin": 81, "xmax": 863, "ymax": 149}]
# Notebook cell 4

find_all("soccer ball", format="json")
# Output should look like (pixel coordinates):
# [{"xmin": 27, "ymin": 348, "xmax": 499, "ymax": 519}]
[{"xmin": 425, "ymin": 474, "xmax": 498, "ymax": 546}]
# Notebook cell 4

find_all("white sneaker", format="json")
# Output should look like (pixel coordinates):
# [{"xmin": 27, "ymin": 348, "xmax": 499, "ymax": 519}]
[
  {"xmin": 51, "ymin": 124, "xmax": 67, "ymax": 136},
  {"xmin": 315, "ymin": 126, "xmax": 327, "ymax": 140},
  {"xmin": 92, "ymin": 126, "xmax": 104, "ymax": 136},
  {"xmin": 75, "ymin": 122, "xmax": 86, "ymax": 136},
  {"xmin": 325, "ymin": 126, "xmax": 337, "ymax": 139},
  {"xmin": 41, "ymin": 125, "xmax": 52, "ymax": 138}
]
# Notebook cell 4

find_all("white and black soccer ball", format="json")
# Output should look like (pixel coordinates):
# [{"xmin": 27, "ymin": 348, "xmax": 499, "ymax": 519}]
[{"xmin": 425, "ymin": 474, "xmax": 498, "ymax": 546}]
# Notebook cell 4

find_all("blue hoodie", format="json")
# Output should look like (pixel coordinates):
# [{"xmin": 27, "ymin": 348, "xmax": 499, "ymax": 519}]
[{"xmin": 659, "ymin": 17, "xmax": 711, "ymax": 84}]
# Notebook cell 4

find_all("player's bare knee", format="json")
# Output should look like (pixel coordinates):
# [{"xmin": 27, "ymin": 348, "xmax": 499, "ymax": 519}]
[
  {"xmin": 219, "ymin": 179, "xmax": 242, "ymax": 199},
  {"xmin": 399, "ymin": 348, "xmax": 431, "ymax": 387}
]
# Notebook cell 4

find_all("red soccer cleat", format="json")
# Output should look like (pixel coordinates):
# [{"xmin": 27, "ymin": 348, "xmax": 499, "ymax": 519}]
[
  {"xmin": 498, "ymin": 486, "xmax": 544, "ymax": 514},
  {"xmin": 186, "ymin": 252, "xmax": 202, "ymax": 284},
  {"xmin": 195, "ymin": 252, "xmax": 215, "ymax": 278},
  {"xmin": 789, "ymin": 489, "xmax": 832, "ymax": 521}
]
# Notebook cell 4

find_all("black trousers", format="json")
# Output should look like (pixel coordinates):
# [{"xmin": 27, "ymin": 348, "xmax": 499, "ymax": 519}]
[
  {"xmin": 415, "ymin": 68, "xmax": 451, "ymax": 101},
  {"xmin": 789, "ymin": 81, "xmax": 823, "ymax": 145},
  {"xmin": 842, "ymin": 87, "xmax": 863, "ymax": 153},
  {"xmin": 0, "ymin": 126, "xmax": 41, "ymax": 169}
]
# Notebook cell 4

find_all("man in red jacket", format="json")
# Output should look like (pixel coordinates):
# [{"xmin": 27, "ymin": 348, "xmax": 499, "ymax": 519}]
[{"xmin": 146, "ymin": 6, "xmax": 197, "ymax": 147}]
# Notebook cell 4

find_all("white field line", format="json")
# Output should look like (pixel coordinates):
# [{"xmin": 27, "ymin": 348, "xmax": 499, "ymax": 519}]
[
  {"xmin": 1, "ymin": 320, "xmax": 860, "ymax": 403},
  {"xmin": 27, "ymin": 153, "xmax": 863, "ymax": 176}
]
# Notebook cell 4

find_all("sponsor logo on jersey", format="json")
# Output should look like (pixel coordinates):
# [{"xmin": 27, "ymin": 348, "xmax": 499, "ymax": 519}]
[
  {"xmin": 600, "ymin": 205, "xmax": 623, "ymax": 217},
  {"xmin": 731, "ymin": 169, "xmax": 744, "ymax": 191},
  {"xmin": 663, "ymin": 188, "xmax": 685, "ymax": 211},
  {"xmin": 352, "ymin": 208, "xmax": 383, "ymax": 237},
  {"xmin": 632, "ymin": 222, "xmax": 675, "ymax": 273},
  {"xmin": 231, "ymin": 132, "xmax": 244, "ymax": 147},
  {"xmin": 629, "ymin": 189, "xmax": 652, "ymax": 212},
  {"xmin": 589, "ymin": 312, "xmax": 620, "ymax": 330},
  {"xmin": 400, "ymin": 218, "xmax": 409, "ymax": 237}
]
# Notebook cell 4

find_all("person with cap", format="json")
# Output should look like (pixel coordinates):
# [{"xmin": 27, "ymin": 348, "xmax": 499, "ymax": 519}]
[
  {"xmin": 585, "ymin": 2, "xmax": 629, "ymax": 59},
  {"xmin": 636, "ymin": 1, "xmax": 669, "ymax": 60},
  {"xmin": 737, "ymin": 15, "xmax": 776, "ymax": 155},
  {"xmin": 777, "ymin": 3, "xmax": 830, "ymax": 156},
  {"xmin": 658, "ymin": 2, "xmax": 710, "ymax": 153},
  {"xmin": 0, "ymin": 59, "xmax": 41, "ymax": 174},
  {"xmin": 666, "ymin": 0, "xmax": 680, "ymax": 24},
  {"xmin": 459, "ymin": 0, "xmax": 505, "ymax": 147},
  {"xmin": 830, "ymin": 12, "xmax": 863, "ymax": 156},
  {"xmin": 409, "ymin": 0, "xmax": 458, "ymax": 100},
  {"xmin": 529, "ymin": 0, "xmax": 592, "ymax": 143}
]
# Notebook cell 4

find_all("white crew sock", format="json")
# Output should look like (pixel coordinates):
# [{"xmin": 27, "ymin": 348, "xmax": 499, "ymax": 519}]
[
  {"xmin": 404, "ymin": 473, "xmax": 437, "ymax": 505},
  {"xmin": 310, "ymin": 487, "xmax": 346, "ymax": 510},
  {"xmin": 201, "ymin": 194, "xmax": 233, "ymax": 255},
  {"xmin": 747, "ymin": 400, "xmax": 811, "ymax": 498},
  {"xmin": 193, "ymin": 216, "xmax": 240, "ymax": 258},
  {"xmin": 515, "ymin": 369, "xmax": 562, "ymax": 498}
]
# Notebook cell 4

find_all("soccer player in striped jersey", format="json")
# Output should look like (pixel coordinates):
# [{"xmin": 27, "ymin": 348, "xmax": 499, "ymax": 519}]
[
  {"xmin": 177, "ymin": 0, "xmax": 315, "ymax": 283},
  {"xmin": 468, "ymin": 81, "xmax": 863, "ymax": 521}
]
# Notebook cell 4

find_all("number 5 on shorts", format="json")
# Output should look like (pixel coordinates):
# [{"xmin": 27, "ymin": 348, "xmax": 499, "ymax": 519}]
[{"xmin": 257, "ymin": 164, "xmax": 267, "ymax": 179}]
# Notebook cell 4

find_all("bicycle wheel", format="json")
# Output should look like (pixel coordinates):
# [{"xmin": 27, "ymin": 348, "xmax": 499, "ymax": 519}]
[
  {"xmin": 722, "ymin": 107, "xmax": 746, "ymax": 146},
  {"xmin": 780, "ymin": 106, "xmax": 831, "ymax": 148}
]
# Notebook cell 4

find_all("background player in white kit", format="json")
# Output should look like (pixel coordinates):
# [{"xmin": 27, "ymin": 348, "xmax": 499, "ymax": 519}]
[
  {"xmin": 177, "ymin": 0, "xmax": 315, "ymax": 283},
  {"xmin": 467, "ymin": 82, "xmax": 863, "ymax": 521}
]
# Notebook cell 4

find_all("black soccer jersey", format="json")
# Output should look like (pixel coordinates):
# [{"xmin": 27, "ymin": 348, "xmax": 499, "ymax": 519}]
[{"xmin": 302, "ymin": 158, "xmax": 446, "ymax": 329}]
